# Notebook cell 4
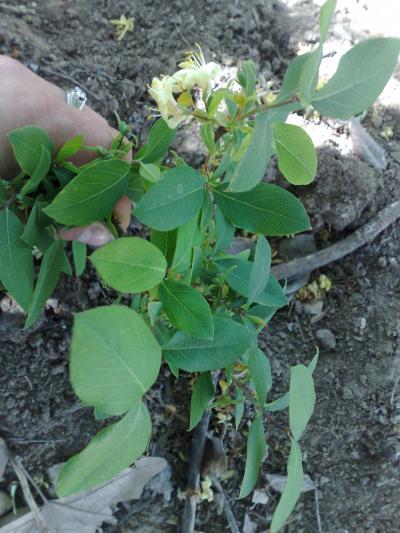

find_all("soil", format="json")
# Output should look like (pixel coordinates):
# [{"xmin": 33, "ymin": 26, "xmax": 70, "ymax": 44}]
[{"xmin": 1, "ymin": 1, "xmax": 400, "ymax": 532}]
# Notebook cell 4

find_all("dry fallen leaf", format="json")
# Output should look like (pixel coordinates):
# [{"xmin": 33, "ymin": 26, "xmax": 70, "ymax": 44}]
[
  {"xmin": 266, "ymin": 472, "xmax": 315, "ymax": 494},
  {"xmin": 1, "ymin": 457, "xmax": 167, "ymax": 533}
]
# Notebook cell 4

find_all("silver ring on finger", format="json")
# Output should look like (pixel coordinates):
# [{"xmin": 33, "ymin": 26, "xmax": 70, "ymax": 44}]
[{"xmin": 66, "ymin": 86, "xmax": 87, "ymax": 110}]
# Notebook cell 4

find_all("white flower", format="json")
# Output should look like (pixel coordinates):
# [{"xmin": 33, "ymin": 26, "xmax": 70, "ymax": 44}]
[
  {"xmin": 175, "ymin": 46, "xmax": 220, "ymax": 94},
  {"xmin": 148, "ymin": 75, "xmax": 187, "ymax": 128}
]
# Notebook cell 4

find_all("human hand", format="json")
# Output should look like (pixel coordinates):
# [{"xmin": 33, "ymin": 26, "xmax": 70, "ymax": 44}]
[{"xmin": 0, "ymin": 55, "xmax": 131, "ymax": 244}]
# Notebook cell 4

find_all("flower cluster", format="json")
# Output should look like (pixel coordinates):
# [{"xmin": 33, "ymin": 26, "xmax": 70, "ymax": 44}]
[{"xmin": 148, "ymin": 47, "xmax": 220, "ymax": 128}]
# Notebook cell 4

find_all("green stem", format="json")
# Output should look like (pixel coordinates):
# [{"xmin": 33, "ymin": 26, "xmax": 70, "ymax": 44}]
[{"xmin": 239, "ymin": 95, "xmax": 300, "ymax": 120}]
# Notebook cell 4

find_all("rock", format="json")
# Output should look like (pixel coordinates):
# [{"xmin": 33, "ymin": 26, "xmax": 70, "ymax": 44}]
[
  {"xmin": 316, "ymin": 328, "xmax": 337, "ymax": 350},
  {"xmin": 251, "ymin": 489, "xmax": 269, "ymax": 505},
  {"xmin": 342, "ymin": 386, "xmax": 354, "ymax": 400},
  {"xmin": 0, "ymin": 491, "xmax": 12, "ymax": 517},
  {"xmin": 303, "ymin": 300, "xmax": 324, "ymax": 316}
]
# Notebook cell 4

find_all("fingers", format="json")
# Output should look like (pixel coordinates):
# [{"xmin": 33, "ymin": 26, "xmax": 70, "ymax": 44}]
[{"xmin": 60, "ymin": 223, "xmax": 115, "ymax": 247}]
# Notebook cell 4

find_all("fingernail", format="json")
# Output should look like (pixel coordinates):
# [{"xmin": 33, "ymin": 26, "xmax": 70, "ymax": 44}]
[{"xmin": 60, "ymin": 222, "xmax": 114, "ymax": 247}]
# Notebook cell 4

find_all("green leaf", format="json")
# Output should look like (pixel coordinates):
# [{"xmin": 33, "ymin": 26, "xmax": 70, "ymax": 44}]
[
  {"xmin": 127, "ymin": 168, "xmax": 144, "ymax": 203},
  {"xmin": 270, "ymin": 439, "xmax": 303, "ymax": 533},
  {"xmin": 308, "ymin": 349, "xmax": 319, "ymax": 374},
  {"xmin": 238, "ymin": 60, "xmax": 257, "ymax": 96},
  {"xmin": 319, "ymin": 0, "xmax": 336, "ymax": 43},
  {"xmin": 266, "ymin": 392, "xmax": 289, "ymax": 412},
  {"xmin": 70, "ymin": 305, "xmax": 161, "ymax": 415},
  {"xmin": 90, "ymin": 237, "xmax": 167, "ymax": 293},
  {"xmin": 312, "ymin": 37, "xmax": 400, "ymax": 119},
  {"xmin": 277, "ymin": 53, "xmax": 312, "ymax": 102},
  {"xmin": 150, "ymin": 229, "xmax": 177, "ymax": 266},
  {"xmin": 239, "ymin": 416, "xmax": 266, "ymax": 498},
  {"xmin": 163, "ymin": 317, "xmax": 252, "ymax": 372},
  {"xmin": 299, "ymin": 46, "xmax": 323, "ymax": 104},
  {"xmin": 248, "ymin": 235, "xmax": 271, "ymax": 305},
  {"xmin": 289, "ymin": 364, "xmax": 316, "ymax": 441},
  {"xmin": 56, "ymin": 401, "xmax": 151, "ymax": 496},
  {"xmin": 227, "ymin": 111, "xmax": 273, "ymax": 192},
  {"xmin": 8, "ymin": 126, "xmax": 55, "ymax": 175},
  {"xmin": 171, "ymin": 217, "xmax": 198, "ymax": 273},
  {"xmin": 0, "ymin": 209, "xmax": 34, "ymax": 311},
  {"xmin": 20, "ymin": 146, "xmax": 51, "ymax": 196},
  {"xmin": 235, "ymin": 388, "xmax": 245, "ymax": 429},
  {"xmin": 200, "ymin": 123, "xmax": 217, "ymax": 156},
  {"xmin": 249, "ymin": 347, "xmax": 272, "ymax": 408},
  {"xmin": 159, "ymin": 280, "xmax": 214, "ymax": 340},
  {"xmin": 44, "ymin": 159, "xmax": 130, "ymax": 226},
  {"xmin": 247, "ymin": 304, "xmax": 279, "ymax": 325},
  {"xmin": 214, "ymin": 207, "xmax": 235, "ymax": 254},
  {"xmin": 140, "ymin": 162, "xmax": 161, "ymax": 183},
  {"xmin": 25, "ymin": 240, "xmax": 65, "ymax": 328},
  {"xmin": 273, "ymin": 123, "xmax": 317, "ymax": 185},
  {"xmin": 189, "ymin": 372, "xmax": 215, "ymax": 430},
  {"xmin": 56, "ymin": 134, "xmax": 84, "ymax": 162},
  {"xmin": 72, "ymin": 240, "xmax": 87, "ymax": 276},
  {"xmin": 214, "ymin": 183, "xmax": 310, "ymax": 236},
  {"xmin": 134, "ymin": 167, "xmax": 205, "ymax": 231},
  {"xmin": 141, "ymin": 119, "xmax": 176, "ymax": 164},
  {"xmin": 21, "ymin": 201, "xmax": 53, "ymax": 253}
]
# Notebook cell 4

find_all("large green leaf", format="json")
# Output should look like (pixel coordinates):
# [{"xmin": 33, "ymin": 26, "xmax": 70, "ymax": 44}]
[
  {"xmin": 70, "ymin": 306, "xmax": 161, "ymax": 415},
  {"xmin": 277, "ymin": 53, "xmax": 312, "ymax": 102},
  {"xmin": 163, "ymin": 317, "xmax": 252, "ymax": 372},
  {"xmin": 214, "ymin": 183, "xmax": 310, "ymax": 236},
  {"xmin": 239, "ymin": 416, "xmax": 266, "ymax": 498},
  {"xmin": 227, "ymin": 111, "xmax": 273, "ymax": 192},
  {"xmin": 273, "ymin": 123, "xmax": 317, "ymax": 185},
  {"xmin": 270, "ymin": 439, "xmax": 304, "ymax": 533},
  {"xmin": 171, "ymin": 217, "xmax": 198, "ymax": 273},
  {"xmin": 0, "ymin": 209, "xmax": 34, "ymax": 311},
  {"xmin": 44, "ymin": 159, "xmax": 130, "ymax": 226},
  {"xmin": 189, "ymin": 372, "xmax": 215, "ymax": 430},
  {"xmin": 56, "ymin": 401, "xmax": 151, "ymax": 496},
  {"xmin": 159, "ymin": 280, "xmax": 213, "ymax": 340},
  {"xmin": 289, "ymin": 364, "xmax": 316, "ymax": 441},
  {"xmin": 21, "ymin": 201, "xmax": 53, "ymax": 253},
  {"xmin": 249, "ymin": 347, "xmax": 272, "ymax": 408},
  {"xmin": 299, "ymin": 46, "xmax": 323, "ymax": 104},
  {"xmin": 312, "ymin": 37, "xmax": 400, "ymax": 119},
  {"xmin": 25, "ymin": 240, "xmax": 65, "ymax": 329},
  {"xmin": 90, "ymin": 237, "xmax": 166, "ymax": 293},
  {"xmin": 214, "ymin": 207, "xmax": 235, "ymax": 254},
  {"xmin": 134, "ymin": 167, "xmax": 205, "ymax": 231},
  {"xmin": 248, "ymin": 235, "xmax": 271, "ymax": 305},
  {"xmin": 20, "ymin": 146, "xmax": 52, "ymax": 196},
  {"xmin": 140, "ymin": 119, "xmax": 176, "ymax": 164},
  {"xmin": 8, "ymin": 126, "xmax": 55, "ymax": 175}
]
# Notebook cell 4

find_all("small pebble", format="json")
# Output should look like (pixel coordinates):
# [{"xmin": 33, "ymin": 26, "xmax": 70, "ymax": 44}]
[{"xmin": 315, "ymin": 328, "xmax": 337, "ymax": 350}]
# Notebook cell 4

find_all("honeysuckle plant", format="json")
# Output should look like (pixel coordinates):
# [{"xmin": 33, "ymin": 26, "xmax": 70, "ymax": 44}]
[{"xmin": 0, "ymin": 1, "xmax": 399, "ymax": 530}]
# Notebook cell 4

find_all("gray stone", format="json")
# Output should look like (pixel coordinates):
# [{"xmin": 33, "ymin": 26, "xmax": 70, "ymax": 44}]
[{"xmin": 316, "ymin": 328, "xmax": 337, "ymax": 350}]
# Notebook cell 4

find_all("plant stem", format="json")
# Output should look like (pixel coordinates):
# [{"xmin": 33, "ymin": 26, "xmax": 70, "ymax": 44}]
[{"xmin": 239, "ymin": 95, "xmax": 300, "ymax": 120}]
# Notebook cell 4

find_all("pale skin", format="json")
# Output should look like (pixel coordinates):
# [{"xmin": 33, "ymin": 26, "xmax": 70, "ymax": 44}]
[{"xmin": 0, "ymin": 55, "xmax": 131, "ymax": 243}]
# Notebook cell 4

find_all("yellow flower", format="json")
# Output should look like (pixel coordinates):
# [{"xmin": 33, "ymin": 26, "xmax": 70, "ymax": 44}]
[
  {"xmin": 174, "ymin": 46, "xmax": 220, "ymax": 94},
  {"xmin": 148, "ymin": 75, "xmax": 187, "ymax": 128}
]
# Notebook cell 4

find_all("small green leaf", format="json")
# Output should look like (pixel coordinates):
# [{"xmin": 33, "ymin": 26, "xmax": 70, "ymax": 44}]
[
  {"xmin": 72, "ymin": 240, "xmax": 87, "ymax": 276},
  {"xmin": 159, "ymin": 280, "xmax": 214, "ymax": 340},
  {"xmin": 227, "ymin": 111, "xmax": 273, "ymax": 192},
  {"xmin": 239, "ymin": 416, "xmax": 266, "ymax": 498},
  {"xmin": 8, "ymin": 126, "xmax": 55, "ymax": 175},
  {"xmin": 235, "ymin": 388, "xmax": 245, "ymax": 429},
  {"xmin": 140, "ymin": 162, "xmax": 161, "ymax": 183},
  {"xmin": 163, "ymin": 317, "xmax": 252, "ymax": 372},
  {"xmin": 44, "ymin": 159, "xmax": 130, "ymax": 226},
  {"xmin": 56, "ymin": 134, "xmax": 84, "ymax": 162},
  {"xmin": 150, "ymin": 229, "xmax": 177, "ymax": 266},
  {"xmin": 270, "ymin": 439, "xmax": 304, "ymax": 533},
  {"xmin": 127, "ymin": 168, "xmax": 144, "ymax": 203},
  {"xmin": 214, "ymin": 183, "xmax": 311, "ymax": 236},
  {"xmin": 189, "ymin": 372, "xmax": 215, "ymax": 430},
  {"xmin": 238, "ymin": 60, "xmax": 257, "ymax": 96},
  {"xmin": 25, "ymin": 240, "xmax": 65, "ymax": 328},
  {"xmin": 277, "ymin": 53, "xmax": 313, "ymax": 102},
  {"xmin": 90, "ymin": 237, "xmax": 167, "ymax": 293},
  {"xmin": 141, "ymin": 119, "xmax": 176, "ymax": 164},
  {"xmin": 70, "ymin": 305, "xmax": 161, "ymax": 415},
  {"xmin": 266, "ymin": 392, "xmax": 289, "ymax": 412},
  {"xmin": 20, "ymin": 146, "xmax": 51, "ymax": 196},
  {"xmin": 134, "ymin": 167, "xmax": 205, "ymax": 231},
  {"xmin": 299, "ymin": 46, "xmax": 323, "ymax": 104},
  {"xmin": 56, "ymin": 401, "xmax": 151, "ymax": 496},
  {"xmin": 249, "ymin": 347, "xmax": 272, "ymax": 408},
  {"xmin": 273, "ymin": 123, "xmax": 317, "ymax": 185},
  {"xmin": 319, "ymin": 0, "xmax": 336, "ymax": 43},
  {"xmin": 308, "ymin": 349, "xmax": 319, "ymax": 374},
  {"xmin": 21, "ymin": 201, "xmax": 53, "ymax": 253},
  {"xmin": 200, "ymin": 123, "xmax": 217, "ymax": 156},
  {"xmin": 248, "ymin": 235, "xmax": 271, "ymax": 305},
  {"xmin": 214, "ymin": 207, "xmax": 235, "ymax": 254},
  {"xmin": 289, "ymin": 364, "xmax": 316, "ymax": 441},
  {"xmin": 0, "ymin": 209, "xmax": 34, "ymax": 311},
  {"xmin": 171, "ymin": 217, "xmax": 198, "ymax": 273},
  {"xmin": 312, "ymin": 37, "xmax": 400, "ymax": 119}
]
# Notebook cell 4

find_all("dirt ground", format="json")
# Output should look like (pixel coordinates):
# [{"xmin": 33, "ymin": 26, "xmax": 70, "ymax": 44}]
[{"xmin": 1, "ymin": 0, "xmax": 400, "ymax": 531}]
